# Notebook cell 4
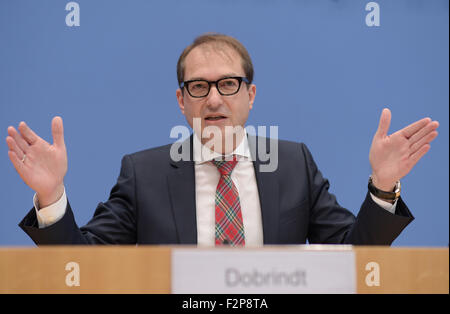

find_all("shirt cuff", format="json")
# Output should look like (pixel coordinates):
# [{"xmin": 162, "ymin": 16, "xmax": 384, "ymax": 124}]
[
  {"xmin": 33, "ymin": 188, "xmax": 67, "ymax": 228},
  {"xmin": 370, "ymin": 192, "xmax": 397, "ymax": 214}
]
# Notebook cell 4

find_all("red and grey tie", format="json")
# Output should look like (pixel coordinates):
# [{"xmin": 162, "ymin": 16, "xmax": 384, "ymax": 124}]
[{"xmin": 212, "ymin": 157, "xmax": 245, "ymax": 246}]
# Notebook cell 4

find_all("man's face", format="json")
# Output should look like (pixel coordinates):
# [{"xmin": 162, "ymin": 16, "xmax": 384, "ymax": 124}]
[{"xmin": 176, "ymin": 44, "xmax": 256, "ymax": 149}]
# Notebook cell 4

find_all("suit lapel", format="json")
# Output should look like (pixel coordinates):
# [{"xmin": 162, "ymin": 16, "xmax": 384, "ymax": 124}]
[
  {"xmin": 249, "ymin": 136, "xmax": 280, "ymax": 244},
  {"xmin": 167, "ymin": 135, "xmax": 197, "ymax": 244}
]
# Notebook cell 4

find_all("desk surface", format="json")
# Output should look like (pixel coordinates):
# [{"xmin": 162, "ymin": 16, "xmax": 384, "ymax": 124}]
[{"xmin": 0, "ymin": 246, "xmax": 448, "ymax": 294}]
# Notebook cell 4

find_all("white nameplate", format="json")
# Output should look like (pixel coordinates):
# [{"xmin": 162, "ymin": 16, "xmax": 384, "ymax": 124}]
[{"xmin": 172, "ymin": 247, "xmax": 356, "ymax": 294}]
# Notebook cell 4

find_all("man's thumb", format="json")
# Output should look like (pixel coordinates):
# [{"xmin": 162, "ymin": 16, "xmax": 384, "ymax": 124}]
[
  {"xmin": 52, "ymin": 116, "xmax": 65, "ymax": 147},
  {"xmin": 376, "ymin": 108, "xmax": 391, "ymax": 138}
]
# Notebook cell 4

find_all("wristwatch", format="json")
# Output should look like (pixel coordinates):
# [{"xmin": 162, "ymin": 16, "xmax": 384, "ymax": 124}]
[{"xmin": 368, "ymin": 176, "xmax": 401, "ymax": 201}]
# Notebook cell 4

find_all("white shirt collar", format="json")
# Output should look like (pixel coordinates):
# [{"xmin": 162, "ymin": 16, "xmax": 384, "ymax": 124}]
[{"xmin": 193, "ymin": 129, "xmax": 252, "ymax": 164}]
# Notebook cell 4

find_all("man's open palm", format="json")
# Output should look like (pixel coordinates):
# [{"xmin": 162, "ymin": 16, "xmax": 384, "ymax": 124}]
[
  {"xmin": 369, "ymin": 108, "xmax": 439, "ymax": 191},
  {"xmin": 6, "ymin": 117, "xmax": 67, "ymax": 207}
]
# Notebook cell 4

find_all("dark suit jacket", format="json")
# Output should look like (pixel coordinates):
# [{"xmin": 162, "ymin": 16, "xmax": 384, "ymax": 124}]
[{"xmin": 19, "ymin": 136, "xmax": 414, "ymax": 245}]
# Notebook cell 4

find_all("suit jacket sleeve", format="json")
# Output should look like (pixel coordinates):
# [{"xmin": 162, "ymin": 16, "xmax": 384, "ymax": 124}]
[
  {"xmin": 19, "ymin": 155, "xmax": 137, "ymax": 245},
  {"xmin": 302, "ymin": 143, "xmax": 414, "ymax": 245}
]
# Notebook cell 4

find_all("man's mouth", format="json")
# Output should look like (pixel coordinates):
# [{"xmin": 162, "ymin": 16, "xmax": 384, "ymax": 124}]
[{"xmin": 205, "ymin": 116, "xmax": 227, "ymax": 121}]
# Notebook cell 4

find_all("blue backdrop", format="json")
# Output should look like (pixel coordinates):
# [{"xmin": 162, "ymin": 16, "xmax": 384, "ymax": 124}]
[{"xmin": 1, "ymin": 0, "xmax": 448, "ymax": 246}]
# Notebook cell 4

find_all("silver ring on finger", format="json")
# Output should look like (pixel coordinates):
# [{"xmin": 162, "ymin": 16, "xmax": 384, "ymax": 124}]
[{"xmin": 21, "ymin": 154, "xmax": 26, "ymax": 163}]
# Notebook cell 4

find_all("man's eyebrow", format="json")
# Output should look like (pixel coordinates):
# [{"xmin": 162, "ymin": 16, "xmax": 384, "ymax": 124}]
[{"xmin": 185, "ymin": 74, "xmax": 240, "ymax": 81}]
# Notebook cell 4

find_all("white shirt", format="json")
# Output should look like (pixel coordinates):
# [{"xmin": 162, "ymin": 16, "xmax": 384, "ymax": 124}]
[
  {"xmin": 34, "ymin": 136, "xmax": 397, "ymax": 243},
  {"xmin": 193, "ymin": 132, "xmax": 263, "ymax": 247}
]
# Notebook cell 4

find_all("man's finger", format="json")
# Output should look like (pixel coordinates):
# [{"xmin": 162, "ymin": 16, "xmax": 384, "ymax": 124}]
[
  {"xmin": 409, "ymin": 144, "xmax": 431, "ymax": 168},
  {"xmin": 401, "ymin": 117, "xmax": 432, "ymax": 139},
  {"xmin": 6, "ymin": 136, "xmax": 25, "ymax": 159},
  {"xmin": 410, "ymin": 131, "xmax": 438, "ymax": 156},
  {"xmin": 8, "ymin": 150, "xmax": 25, "ymax": 175},
  {"xmin": 408, "ymin": 120, "xmax": 439, "ymax": 145},
  {"xmin": 52, "ymin": 116, "xmax": 65, "ymax": 147},
  {"xmin": 18, "ymin": 122, "xmax": 39, "ymax": 145},
  {"xmin": 7, "ymin": 126, "xmax": 29, "ymax": 153},
  {"xmin": 376, "ymin": 108, "xmax": 391, "ymax": 138}
]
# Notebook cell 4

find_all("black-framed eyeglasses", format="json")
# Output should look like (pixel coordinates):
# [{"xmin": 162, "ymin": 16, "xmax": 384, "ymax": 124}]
[{"xmin": 180, "ymin": 76, "xmax": 249, "ymax": 98}]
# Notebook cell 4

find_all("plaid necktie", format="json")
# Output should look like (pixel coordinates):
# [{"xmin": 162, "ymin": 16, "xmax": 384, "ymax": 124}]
[{"xmin": 212, "ymin": 157, "xmax": 245, "ymax": 246}]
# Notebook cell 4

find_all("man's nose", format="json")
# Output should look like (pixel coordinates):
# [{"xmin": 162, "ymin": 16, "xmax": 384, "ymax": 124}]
[{"xmin": 206, "ymin": 84, "xmax": 223, "ymax": 108}]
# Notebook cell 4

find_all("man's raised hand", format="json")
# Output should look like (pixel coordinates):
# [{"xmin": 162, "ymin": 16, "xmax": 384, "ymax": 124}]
[
  {"xmin": 6, "ymin": 117, "xmax": 68, "ymax": 207},
  {"xmin": 369, "ymin": 108, "xmax": 439, "ymax": 192}
]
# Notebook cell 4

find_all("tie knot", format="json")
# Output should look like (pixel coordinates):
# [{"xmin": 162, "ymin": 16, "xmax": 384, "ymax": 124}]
[{"xmin": 212, "ymin": 157, "xmax": 238, "ymax": 176}]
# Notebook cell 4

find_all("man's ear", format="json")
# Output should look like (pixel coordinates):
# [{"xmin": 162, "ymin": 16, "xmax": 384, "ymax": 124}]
[
  {"xmin": 248, "ymin": 84, "xmax": 256, "ymax": 110},
  {"xmin": 176, "ymin": 88, "xmax": 185, "ymax": 114}
]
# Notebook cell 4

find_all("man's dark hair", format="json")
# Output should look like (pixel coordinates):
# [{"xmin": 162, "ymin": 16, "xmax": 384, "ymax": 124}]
[{"xmin": 177, "ymin": 33, "xmax": 254, "ymax": 87}]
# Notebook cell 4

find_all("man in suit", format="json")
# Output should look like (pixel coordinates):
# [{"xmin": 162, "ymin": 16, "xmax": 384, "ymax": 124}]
[{"xmin": 6, "ymin": 34, "xmax": 439, "ymax": 246}]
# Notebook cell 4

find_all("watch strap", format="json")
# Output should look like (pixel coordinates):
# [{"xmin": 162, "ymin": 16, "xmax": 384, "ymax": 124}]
[{"xmin": 368, "ymin": 176, "xmax": 401, "ymax": 201}]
